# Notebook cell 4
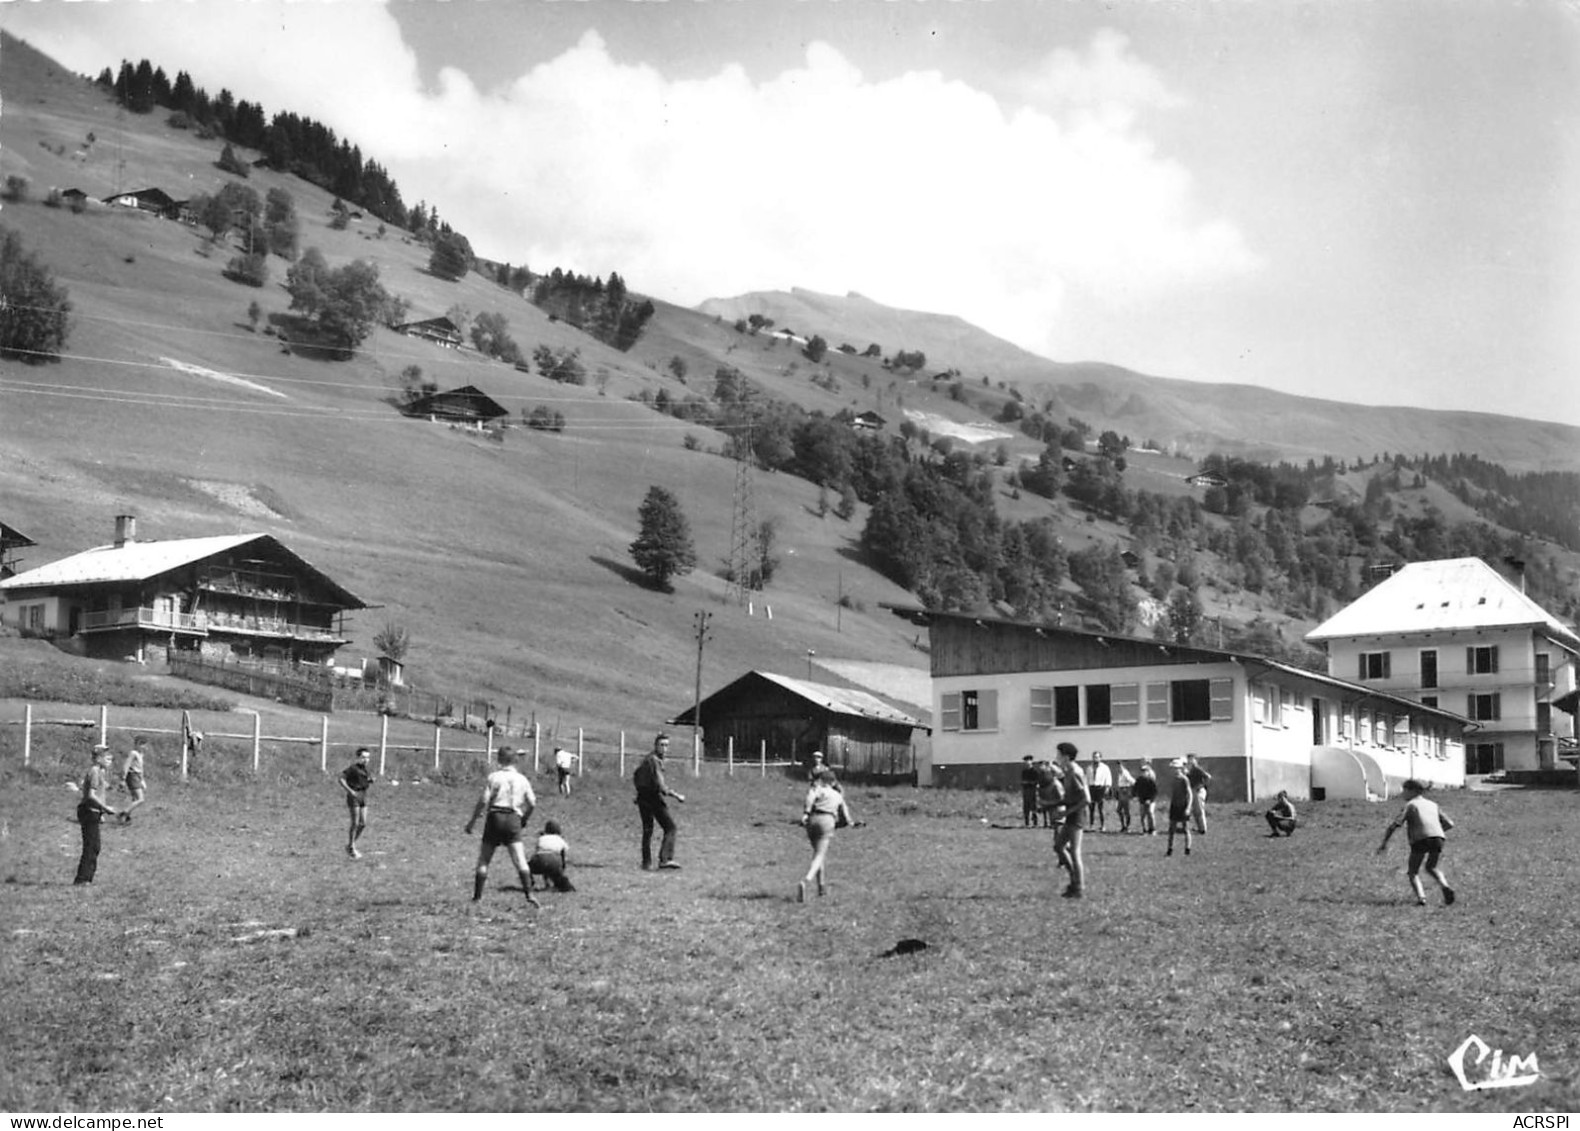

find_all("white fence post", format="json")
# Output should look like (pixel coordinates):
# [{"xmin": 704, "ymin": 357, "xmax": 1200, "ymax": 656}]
[
  {"xmin": 181, "ymin": 710, "xmax": 190, "ymax": 781},
  {"xmin": 319, "ymin": 716, "xmax": 329, "ymax": 773},
  {"xmin": 728, "ymin": 735, "xmax": 734, "ymax": 777},
  {"xmin": 433, "ymin": 720, "xmax": 442, "ymax": 772},
  {"xmin": 533, "ymin": 723, "xmax": 541, "ymax": 774},
  {"xmin": 22, "ymin": 703, "xmax": 31, "ymax": 767},
  {"xmin": 577, "ymin": 727, "xmax": 584, "ymax": 777},
  {"xmin": 620, "ymin": 732, "xmax": 626, "ymax": 778},
  {"xmin": 379, "ymin": 714, "xmax": 389, "ymax": 778},
  {"xmin": 99, "ymin": 704, "xmax": 108, "ymax": 748},
  {"xmin": 693, "ymin": 732, "xmax": 701, "ymax": 777},
  {"xmin": 252, "ymin": 712, "xmax": 261, "ymax": 774},
  {"xmin": 486, "ymin": 724, "xmax": 495, "ymax": 761},
  {"xmin": 760, "ymin": 739, "xmax": 767, "ymax": 778}
]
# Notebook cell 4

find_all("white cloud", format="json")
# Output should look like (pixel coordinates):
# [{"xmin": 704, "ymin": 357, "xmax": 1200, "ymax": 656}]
[{"xmin": 12, "ymin": 6, "xmax": 1259, "ymax": 361}]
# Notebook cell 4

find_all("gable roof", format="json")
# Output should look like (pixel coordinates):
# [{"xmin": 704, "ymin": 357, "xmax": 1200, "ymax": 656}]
[
  {"xmin": 398, "ymin": 316, "xmax": 462, "ymax": 336},
  {"xmin": 671, "ymin": 670, "xmax": 922, "ymax": 728},
  {"xmin": 0, "ymin": 519, "xmax": 36, "ymax": 550},
  {"xmin": 402, "ymin": 384, "xmax": 508, "ymax": 422},
  {"xmin": 1305, "ymin": 557, "xmax": 1580, "ymax": 652},
  {"xmin": 0, "ymin": 533, "xmax": 366, "ymax": 608}
]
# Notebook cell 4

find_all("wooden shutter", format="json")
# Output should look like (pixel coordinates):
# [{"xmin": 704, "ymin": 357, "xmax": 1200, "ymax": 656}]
[
  {"xmin": 1111, "ymin": 683, "xmax": 1139, "ymax": 725},
  {"xmin": 977, "ymin": 689, "xmax": 998, "ymax": 731},
  {"xmin": 1029, "ymin": 686, "xmax": 1053, "ymax": 727},
  {"xmin": 1210, "ymin": 677, "xmax": 1234, "ymax": 721},
  {"xmin": 1145, "ymin": 681, "xmax": 1170, "ymax": 724},
  {"xmin": 1359, "ymin": 654, "xmax": 1368, "ymax": 680},
  {"xmin": 1251, "ymin": 687, "xmax": 1266, "ymax": 725},
  {"xmin": 940, "ymin": 692, "xmax": 961, "ymax": 731}
]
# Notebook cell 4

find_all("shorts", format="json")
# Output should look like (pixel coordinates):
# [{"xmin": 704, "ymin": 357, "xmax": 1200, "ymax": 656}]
[
  {"xmin": 1407, "ymin": 836, "xmax": 1445, "ymax": 875},
  {"xmin": 804, "ymin": 812, "xmax": 837, "ymax": 845},
  {"xmin": 482, "ymin": 809, "xmax": 523, "ymax": 848},
  {"xmin": 1063, "ymin": 804, "xmax": 1089, "ymax": 831},
  {"xmin": 1169, "ymin": 804, "xmax": 1191, "ymax": 825},
  {"xmin": 125, "ymin": 771, "xmax": 145, "ymax": 794},
  {"xmin": 346, "ymin": 792, "xmax": 367, "ymax": 810}
]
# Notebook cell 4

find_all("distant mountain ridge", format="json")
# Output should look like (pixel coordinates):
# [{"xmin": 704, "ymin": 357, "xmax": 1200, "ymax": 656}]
[{"xmin": 698, "ymin": 288, "xmax": 1580, "ymax": 474}]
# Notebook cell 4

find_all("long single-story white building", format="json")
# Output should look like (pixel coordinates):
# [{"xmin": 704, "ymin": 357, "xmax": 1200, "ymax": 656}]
[{"xmin": 919, "ymin": 611, "xmax": 1467, "ymax": 802}]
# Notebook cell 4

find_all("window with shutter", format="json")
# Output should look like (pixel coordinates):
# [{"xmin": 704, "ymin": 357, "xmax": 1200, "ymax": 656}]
[
  {"xmin": 940, "ymin": 692, "xmax": 961, "ymax": 731},
  {"xmin": 1145, "ymin": 681, "xmax": 1169, "ymax": 723},
  {"xmin": 1111, "ymin": 683, "xmax": 1139, "ymax": 725},
  {"xmin": 1085, "ymin": 684, "xmax": 1113, "ymax": 726},
  {"xmin": 1210, "ymin": 677, "xmax": 1234, "ymax": 721},
  {"xmin": 1030, "ymin": 686, "xmax": 1054, "ymax": 727},
  {"xmin": 976, "ymin": 689, "xmax": 998, "ymax": 731},
  {"xmin": 1053, "ymin": 685, "xmax": 1080, "ymax": 727}
]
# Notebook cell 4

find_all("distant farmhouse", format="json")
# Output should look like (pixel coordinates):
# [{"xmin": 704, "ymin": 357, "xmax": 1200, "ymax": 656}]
[
  {"xmin": 102, "ymin": 187, "xmax": 184, "ymax": 220},
  {"xmin": 917, "ymin": 610, "xmax": 1466, "ymax": 801},
  {"xmin": 0, "ymin": 516, "xmax": 366, "ymax": 667},
  {"xmin": 1306, "ymin": 557, "xmax": 1580, "ymax": 776},
  {"xmin": 395, "ymin": 316, "xmax": 464, "ymax": 349},
  {"xmin": 401, "ymin": 385, "xmax": 509, "ymax": 426},
  {"xmin": 1184, "ymin": 471, "xmax": 1228, "ymax": 489},
  {"xmin": 852, "ymin": 411, "xmax": 886, "ymax": 433},
  {"xmin": 670, "ymin": 670, "xmax": 924, "ymax": 782},
  {"xmin": 1, "ymin": 518, "xmax": 37, "ymax": 579}
]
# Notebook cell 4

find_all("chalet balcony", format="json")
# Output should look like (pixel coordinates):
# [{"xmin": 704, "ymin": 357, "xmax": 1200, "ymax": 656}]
[{"xmin": 81, "ymin": 606, "xmax": 343, "ymax": 643}]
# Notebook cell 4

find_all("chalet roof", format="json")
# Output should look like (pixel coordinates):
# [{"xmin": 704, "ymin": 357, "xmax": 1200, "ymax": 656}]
[
  {"xmin": 0, "ymin": 519, "xmax": 36, "ymax": 549},
  {"xmin": 671, "ymin": 670, "xmax": 923, "ymax": 728},
  {"xmin": 910, "ymin": 609, "xmax": 1468, "ymax": 726},
  {"xmin": 1305, "ymin": 557, "xmax": 1580, "ymax": 653},
  {"xmin": 403, "ymin": 385, "xmax": 508, "ymax": 421},
  {"xmin": 103, "ymin": 187, "xmax": 176, "ymax": 207},
  {"xmin": 0, "ymin": 533, "xmax": 366, "ymax": 608},
  {"xmin": 398, "ymin": 316, "xmax": 462, "ymax": 335}
]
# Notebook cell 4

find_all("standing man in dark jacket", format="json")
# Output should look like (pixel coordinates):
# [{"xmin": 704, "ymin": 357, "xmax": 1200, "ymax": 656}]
[{"xmin": 634, "ymin": 733, "xmax": 686, "ymax": 870}]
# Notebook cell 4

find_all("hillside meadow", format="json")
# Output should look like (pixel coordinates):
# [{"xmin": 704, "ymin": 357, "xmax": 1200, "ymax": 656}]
[{"xmin": 1, "ymin": 714, "xmax": 1576, "ymax": 1113}]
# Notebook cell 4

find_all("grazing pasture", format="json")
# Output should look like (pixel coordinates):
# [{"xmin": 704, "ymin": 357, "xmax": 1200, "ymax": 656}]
[{"xmin": 1, "ymin": 733, "xmax": 1576, "ymax": 1112}]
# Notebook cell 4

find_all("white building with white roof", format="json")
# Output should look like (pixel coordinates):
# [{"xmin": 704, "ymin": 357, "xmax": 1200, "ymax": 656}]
[{"xmin": 1305, "ymin": 557, "xmax": 1580, "ymax": 775}]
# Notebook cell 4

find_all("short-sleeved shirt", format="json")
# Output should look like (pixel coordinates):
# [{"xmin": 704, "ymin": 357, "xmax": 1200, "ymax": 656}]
[
  {"xmin": 123, "ymin": 748, "xmax": 144, "ymax": 777},
  {"xmin": 1398, "ymin": 796, "xmax": 1447, "ymax": 844},
  {"xmin": 633, "ymin": 753, "xmax": 669, "ymax": 798},
  {"xmin": 1187, "ymin": 765, "xmax": 1211, "ymax": 790},
  {"xmin": 1133, "ymin": 773, "xmax": 1158, "ymax": 803},
  {"xmin": 1061, "ymin": 763, "xmax": 1090, "ymax": 825},
  {"xmin": 483, "ymin": 766, "xmax": 535, "ymax": 815},
  {"xmin": 81, "ymin": 763, "xmax": 112, "ymax": 812},
  {"xmin": 554, "ymin": 749, "xmax": 574, "ymax": 772},
  {"xmin": 341, "ymin": 762, "xmax": 373, "ymax": 801},
  {"xmin": 535, "ymin": 832, "xmax": 569, "ymax": 858},
  {"xmin": 1089, "ymin": 763, "xmax": 1112, "ymax": 789}
]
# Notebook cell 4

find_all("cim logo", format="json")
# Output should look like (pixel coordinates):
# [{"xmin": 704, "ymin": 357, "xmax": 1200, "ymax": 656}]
[{"xmin": 1448, "ymin": 1033, "xmax": 1541, "ymax": 1091}]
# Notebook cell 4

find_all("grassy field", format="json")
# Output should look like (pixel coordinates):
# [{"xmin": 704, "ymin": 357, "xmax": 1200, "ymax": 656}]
[{"xmin": 2, "ymin": 727, "xmax": 1576, "ymax": 1113}]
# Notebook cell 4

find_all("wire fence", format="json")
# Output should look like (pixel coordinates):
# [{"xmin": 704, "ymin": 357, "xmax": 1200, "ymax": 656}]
[{"xmin": 1, "ymin": 704, "xmax": 807, "ymax": 782}]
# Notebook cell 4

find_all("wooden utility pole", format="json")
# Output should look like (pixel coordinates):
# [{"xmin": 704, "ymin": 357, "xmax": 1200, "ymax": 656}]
[{"xmin": 691, "ymin": 610, "xmax": 711, "ymax": 772}]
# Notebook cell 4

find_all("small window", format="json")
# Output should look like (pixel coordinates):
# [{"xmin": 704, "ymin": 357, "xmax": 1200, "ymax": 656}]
[
  {"xmin": 1171, "ymin": 679, "xmax": 1212, "ymax": 723},
  {"xmin": 1358, "ymin": 651, "xmax": 1391, "ymax": 680},
  {"xmin": 1054, "ymin": 685, "xmax": 1081, "ymax": 727},
  {"xmin": 1467, "ymin": 646, "xmax": 1499, "ymax": 675},
  {"xmin": 1536, "ymin": 653, "xmax": 1551, "ymax": 685},
  {"xmin": 1420, "ymin": 695, "xmax": 1438, "ymax": 709},
  {"xmin": 1085, "ymin": 684, "xmax": 1112, "ymax": 726},
  {"xmin": 1467, "ymin": 692, "xmax": 1501, "ymax": 722}
]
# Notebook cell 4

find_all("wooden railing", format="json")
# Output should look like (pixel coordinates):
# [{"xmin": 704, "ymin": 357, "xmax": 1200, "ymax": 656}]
[{"xmin": 80, "ymin": 606, "xmax": 338, "ymax": 641}]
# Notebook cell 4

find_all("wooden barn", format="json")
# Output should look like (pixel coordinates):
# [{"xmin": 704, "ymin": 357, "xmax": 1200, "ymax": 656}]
[
  {"xmin": 395, "ymin": 316, "xmax": 464, "ymax": 349},
  {"xmin": 401, "ymin": 385, "xmax": 509, "ymax": 425},
  {"xmin": 670, "ymin": 670, "xmax": 924, "ymax": 782},
  {"xmin": 1, "ymin": 518, "xmax": 36, "ymax": 579}
]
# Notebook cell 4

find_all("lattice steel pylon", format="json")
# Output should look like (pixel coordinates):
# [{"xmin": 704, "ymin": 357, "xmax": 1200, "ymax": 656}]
[{"xmin": 725, "ymin": 423, "xmax": 761, "ymax": 606}]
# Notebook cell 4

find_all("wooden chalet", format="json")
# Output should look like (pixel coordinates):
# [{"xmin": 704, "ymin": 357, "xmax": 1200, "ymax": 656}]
[
  {"xmin": 0, "ymin": 516, "xmax": 365, "ymax": 666},
  {"xmin": 670, "ymin": 670, "xmax": 924, "ymax": 782},
  {"xmin": 852, "ymin": 410, "xmax": 886, "ymax": 432},
  {"xmin": 396, "ymin": 316, "xmax": 464, "ymax": 349},
  {"xmin": 102, "ymin": 187, "xmax": 183, "ymax": 218},
  {"xmin": 401, "ymin": 385, "xmax": 509, "ymax": 425},
  {"xmin": 1, "ymin": 518, "xmax": 37, "ymax": 579}
]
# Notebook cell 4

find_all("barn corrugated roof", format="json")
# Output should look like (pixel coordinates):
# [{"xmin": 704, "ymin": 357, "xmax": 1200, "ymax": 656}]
[
  {"xmin": 0, "ymin": 533, "xmax": 366, "ymax": 608},
  {"xmin": 1305, "ymin": 557, "xmax": 1580, "ymax": 652},
  {"xmin": 750, "ymin": 671, "xmax": 922, "ymax": 726}
]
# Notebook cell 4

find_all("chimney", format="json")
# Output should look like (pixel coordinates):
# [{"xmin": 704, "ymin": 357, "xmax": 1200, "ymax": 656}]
[
  {"xmin": 114, "ymin": 514, "xmax": 136, "ymax": 547},
  {"xmin": 1504, "ymin": 556, "xmax": 1526, "ymax": 594}
]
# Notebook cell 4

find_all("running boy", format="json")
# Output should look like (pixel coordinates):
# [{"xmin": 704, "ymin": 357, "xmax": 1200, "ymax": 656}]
[
  {"xmin": 339, "ymin": 747, "xmax": 374, "ymax": 858},
  {"xmin": 1377, "ymin": 779, "xmax": 1456, "ymax": 906},
  {"xmin": 120, "ymin": 736, "xmax": 148, "ymax": 824}
]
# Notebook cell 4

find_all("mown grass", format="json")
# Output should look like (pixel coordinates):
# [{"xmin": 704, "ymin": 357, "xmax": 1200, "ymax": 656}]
[
  {"xmin": 1, "ymin": 745, "xmax": 1575, "ymax": 1113},
  {"xmin": 0, "ymin": 635, "xmax": 235, "ymax": 712}
]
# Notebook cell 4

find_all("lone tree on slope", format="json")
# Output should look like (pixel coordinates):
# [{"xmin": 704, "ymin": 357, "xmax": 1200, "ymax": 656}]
[{"xmin": 630, "ymin": 486, "xmax": 697, "ymax": 592}]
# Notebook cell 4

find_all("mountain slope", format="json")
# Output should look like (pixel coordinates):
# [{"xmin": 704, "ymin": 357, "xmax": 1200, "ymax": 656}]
[{"xmin": 700, "ymin": 287, "xmax": 1580, "ymax": 474}]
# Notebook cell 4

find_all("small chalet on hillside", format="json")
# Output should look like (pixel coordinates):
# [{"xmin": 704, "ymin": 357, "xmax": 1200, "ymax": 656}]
[
  {"xmin": 1, "ymin": 519, "xmax": 37, "ymax": 579},
  {"xmin": 918, "ymin": 610, "xmax": 1466, "ymax": 802},
  {"xmin": 395, "ymin": 316, "xmax": 464, "ymax": 349},
  {"xmin": 401, "ymin": 385, "xmax": 509, "ymax": 425},
  {"xmin": 669, "ymin": 670, "xmax": 924, "ymax": 782},
  {"xmin": 1306, "ymin": 557, "xmax": 1580, "ymax": 775},
  {"xmin": 852, "ymin": 411, "xmax": 886, "ymax": 433},
  {"xmin": 0, "ymin": 516, "xmax": 366, "ymax": 666},
  {"xmin": 102, "ymin": 187, "xmax": 183, "ymax": 219}
]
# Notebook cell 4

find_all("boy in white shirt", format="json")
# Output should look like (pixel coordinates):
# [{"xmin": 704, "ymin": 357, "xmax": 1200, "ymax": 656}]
[{"xmin": 528, "ymin": 819, "xmax": 576, "ymax": 892}]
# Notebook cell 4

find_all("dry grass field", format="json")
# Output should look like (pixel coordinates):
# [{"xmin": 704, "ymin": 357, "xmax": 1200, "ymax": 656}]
[{"xmin": 3, "ymin": 714, "xmax": 1578, "ymax": 1113}]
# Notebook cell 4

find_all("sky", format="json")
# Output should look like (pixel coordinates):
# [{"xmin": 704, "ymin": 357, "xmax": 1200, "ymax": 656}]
[{"xmin": 4, "ymin": 0, "xmax": 1578, "ymax": 428}]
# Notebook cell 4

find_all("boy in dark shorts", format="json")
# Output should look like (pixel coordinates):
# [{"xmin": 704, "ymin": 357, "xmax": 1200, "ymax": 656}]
[
  {"xmin": 1054, "ymin": 743, "xmax": 1089, "ymax": 898},
  {"xmin": 464, "ymin": 747, "xmax": 539, "ymax": 907},
  {"xmin": 338, "ymin": 747, "xmax": 374, "ymax": 858},
  {"xmin": 120, "ymin": 736, "xmax": 148, "ymax": 824},
  {"xmin": 1020, "ymin": 755, "xmax": 1040, "ymax": 827},
  {"xmin": 1377, "ymin": 779, "xmax": 1456, "ymax": 906}
]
